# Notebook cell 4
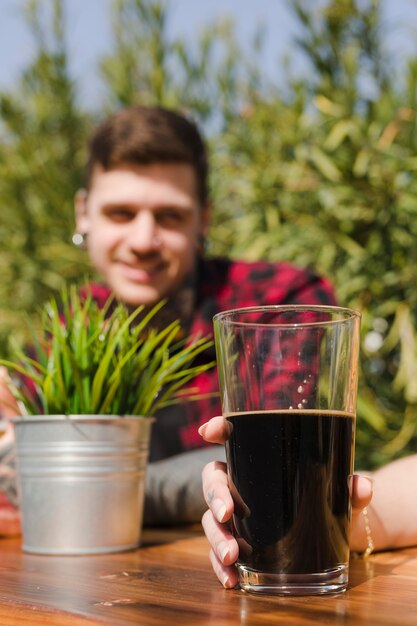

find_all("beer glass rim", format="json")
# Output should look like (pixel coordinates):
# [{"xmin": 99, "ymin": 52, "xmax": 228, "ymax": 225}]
[{"xmin": 213, "ymin": 304, "xmax": 361, "ymax": 328}]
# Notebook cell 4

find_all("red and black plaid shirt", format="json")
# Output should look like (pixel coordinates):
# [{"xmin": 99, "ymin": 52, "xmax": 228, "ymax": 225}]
[{"xmin": 89, "ymin": 257, "xmax": 337, "ymax": 462}]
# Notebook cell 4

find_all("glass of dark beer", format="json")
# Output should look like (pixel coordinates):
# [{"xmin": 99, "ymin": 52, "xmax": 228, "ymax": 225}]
[{"xmin": 213, "ymin": 305, "xmax": 361, "ymax": 596}]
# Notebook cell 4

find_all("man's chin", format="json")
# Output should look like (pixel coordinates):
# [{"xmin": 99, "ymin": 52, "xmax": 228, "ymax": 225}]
[{"xmin": 112, "ymin": 283, "xmax": 165, "ymax": 308}]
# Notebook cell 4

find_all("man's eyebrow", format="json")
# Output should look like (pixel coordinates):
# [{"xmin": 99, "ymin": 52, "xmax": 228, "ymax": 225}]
[
  {"xmin": 100, "ymin": 201, "xmax": 195, "ymax": 213},
  {"xmin": 101, "ymin": 202, "xmax": 134, "ymax": 210},
  {"xmin": 154, "ymin": 204, "xmax": 194, "ymax": 212}
]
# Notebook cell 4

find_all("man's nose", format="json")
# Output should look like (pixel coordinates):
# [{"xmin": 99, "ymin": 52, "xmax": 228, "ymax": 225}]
[{"xmin": 127, "ymin": 211, "xmax": 161, "ymax": 253}]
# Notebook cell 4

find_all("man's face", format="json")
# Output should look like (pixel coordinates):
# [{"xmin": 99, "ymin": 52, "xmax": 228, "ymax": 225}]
[{"xmin": 75, "ymin": 163, "xmax": 208, "ymax": 307}]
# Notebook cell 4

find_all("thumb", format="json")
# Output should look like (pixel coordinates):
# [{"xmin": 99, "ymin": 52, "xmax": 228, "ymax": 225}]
[{"xmin": 352, "ymin": 474, "xmax": 373, "ymax": 512}]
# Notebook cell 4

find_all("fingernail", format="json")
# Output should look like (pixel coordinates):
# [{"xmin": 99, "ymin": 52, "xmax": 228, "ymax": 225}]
[
  {"xmin": 222, "ymin": 573, "xmax": 232, "ymax": 588},
  {"xmin": 198, "ymin": 422, "xmax": 208, "ymax": 437},
  {"xmin": 219, "ymin": 542, "xmax": 230, "ymax": 562},
  {"xmin": 213, "ymin": 500, "xmax": 227, "ymax": 523}
]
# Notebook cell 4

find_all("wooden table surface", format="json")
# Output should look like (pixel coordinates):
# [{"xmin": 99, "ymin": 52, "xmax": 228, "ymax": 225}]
[{"xmin": 0, "ymin": 527, "xmax": 416, "ymax": 625}]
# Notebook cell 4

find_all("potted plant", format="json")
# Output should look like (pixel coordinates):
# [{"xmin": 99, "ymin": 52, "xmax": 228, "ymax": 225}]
[{"xmin": 0, "ymin": 286, "xmax": 214, "ymax": 555}]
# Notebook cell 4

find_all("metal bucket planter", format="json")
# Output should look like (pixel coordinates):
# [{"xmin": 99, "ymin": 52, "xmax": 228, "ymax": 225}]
[{"xmin": 12, "ymin": 415, "xmax": 153, "ymax": 555}]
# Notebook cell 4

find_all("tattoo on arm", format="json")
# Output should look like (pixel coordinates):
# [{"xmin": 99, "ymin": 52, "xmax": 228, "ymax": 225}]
[{"xmin": 207, "ymin": 490, "xmax": 214, "ymax": 505}]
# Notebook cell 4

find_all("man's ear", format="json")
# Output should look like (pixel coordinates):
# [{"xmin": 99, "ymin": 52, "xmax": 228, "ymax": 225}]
[
  {"xmin": 74, "ymin": 188, "xmax": 90, "ymax": 235},
  {"xmin": 196, "ymin": 202, "xmax": 211, "ymax": 254}
]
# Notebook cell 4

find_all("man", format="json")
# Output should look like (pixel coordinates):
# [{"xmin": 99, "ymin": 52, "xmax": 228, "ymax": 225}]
[
  {"xmin": 72, "ymin": 105, "xmax": 337, "ymax": 459},
  {"xmin": 0, "ymin": 105, "xmax": 337, "ymax": 532}
]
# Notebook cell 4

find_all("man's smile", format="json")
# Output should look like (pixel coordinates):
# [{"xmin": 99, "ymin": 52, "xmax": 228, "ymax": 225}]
[{"xmin": 116, "ymin": 259, "xmax": 167, "ymax": 283}]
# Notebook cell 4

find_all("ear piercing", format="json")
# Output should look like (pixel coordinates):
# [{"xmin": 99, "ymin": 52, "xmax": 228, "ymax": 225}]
[{"xmin": 72, "ymin": 232, "xmax": 87, "ymax": 248}]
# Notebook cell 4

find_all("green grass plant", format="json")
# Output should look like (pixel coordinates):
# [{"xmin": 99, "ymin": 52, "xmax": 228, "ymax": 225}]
[{"xmin": 0, "ymin": 286, "xmax": 214, "ymax": 417}]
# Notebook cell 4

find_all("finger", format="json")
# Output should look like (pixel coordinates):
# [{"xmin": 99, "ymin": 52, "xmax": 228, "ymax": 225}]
[
  {"xmin": 198, "ymin": 415, "xmax": 232, "ymax": 444},
  {"xmin": 0, "ymin": 367, "xmax": 20, "ymax": 419},
  {"xmin": 202, "ymin": 461, "xmax": 233, "ymax": 523},
  {"xmin": 209, "ymin": 547, "xmax": 238, "ymax": 589},
  {"xmin": 351, "ymin": 474, "xmax": 373, "ymax": 512},
  {"xmin": 202, "ymin": 509, "xmax": 239, "ymax": 566},
  {"xmin": 0, "ymin": 422, "xmax": 15, "ymax": 454}
]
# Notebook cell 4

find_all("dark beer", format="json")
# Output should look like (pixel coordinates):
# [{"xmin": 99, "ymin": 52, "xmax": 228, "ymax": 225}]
[{"xmin": 226, "ymin": 410, "xmax": 355, "ymax": 575}]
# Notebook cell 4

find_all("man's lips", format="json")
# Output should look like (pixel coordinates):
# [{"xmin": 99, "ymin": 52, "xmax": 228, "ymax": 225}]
[{"xmin": 117, "ymin": 261, "xmax": 166, "ymax": 283}]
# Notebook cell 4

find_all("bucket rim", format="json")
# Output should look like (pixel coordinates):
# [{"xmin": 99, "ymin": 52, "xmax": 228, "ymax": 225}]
[{"xmin": 11, "ymin": 414, "xmax": 153, "ymax": 424}]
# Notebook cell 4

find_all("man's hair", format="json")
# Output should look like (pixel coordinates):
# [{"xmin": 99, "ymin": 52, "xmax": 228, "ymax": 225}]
[{"xmin": 85, "ymin": 105, "xmax": 208, "ymax": 205}]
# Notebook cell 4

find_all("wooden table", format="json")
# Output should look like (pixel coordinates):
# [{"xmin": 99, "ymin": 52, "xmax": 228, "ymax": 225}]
[{"xmin": 0, "ymin": 527, "xmax": 416, "ymax": 625}]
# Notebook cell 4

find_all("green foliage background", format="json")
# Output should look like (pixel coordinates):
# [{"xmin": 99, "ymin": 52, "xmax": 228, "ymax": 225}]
[{"xmin": 1, "ymin": 0, "xmax": 417, "ymax": 468}]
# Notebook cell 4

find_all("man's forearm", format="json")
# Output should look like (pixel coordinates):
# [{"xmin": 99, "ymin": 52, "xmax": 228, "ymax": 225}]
[
  {"xmin": 144, "ymin": 445, "xmax": 225, "ymax": 526},
  {"xmin": 351, "ymin": 454, "xmax": 417, "ymax": 552}
]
